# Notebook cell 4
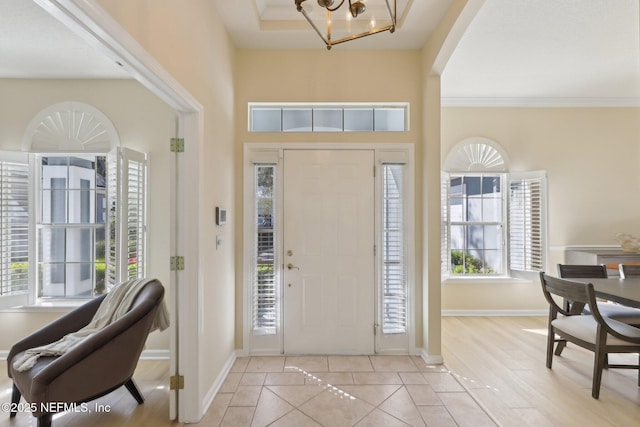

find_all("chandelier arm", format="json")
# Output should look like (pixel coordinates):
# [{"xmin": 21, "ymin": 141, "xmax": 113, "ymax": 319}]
[{"xmin": 325, "ymin": 0, "xmax": 347, "ymax": 12}]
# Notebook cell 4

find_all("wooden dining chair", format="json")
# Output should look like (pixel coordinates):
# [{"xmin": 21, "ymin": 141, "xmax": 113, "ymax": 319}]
[
  {"xmin": 557, "ymin": 264, "xmax": 608, "ymax": 279},
  {"xmin": 619, "ymin": 264, "xmax": 640, "ymax": 278},
  {"xmin": 540, "ymin": 272, "xmax": 640, "ymax": 399}
]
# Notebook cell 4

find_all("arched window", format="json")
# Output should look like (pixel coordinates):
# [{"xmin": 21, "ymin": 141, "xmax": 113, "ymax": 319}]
[
  {"xmin": 444, "ymin": 137, "xmax": 509, "ymax": 172},
  {"xmin": 442, "ymin": 138, "xmax": 546, "ymax": 278},
  {"xmin": 23, "ymin": 101, "xmax": 120, "ymax": 152},
  {"xmin": 0, "ymin": 102, "xmax": 146, "ymax": 306}
]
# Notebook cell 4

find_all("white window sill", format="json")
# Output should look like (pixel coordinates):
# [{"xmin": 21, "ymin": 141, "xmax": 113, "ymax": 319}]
[
  {"xmin": 0, "ymin": 300, "xmax": 89, "ymax": 313},
  {"xmin": 442, "ymin": 276, "xmax": 532, "ymax": 285}
]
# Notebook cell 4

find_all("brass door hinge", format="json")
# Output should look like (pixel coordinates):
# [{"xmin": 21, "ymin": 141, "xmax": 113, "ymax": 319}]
[
  {"xmin": 170, "ymin": 375, "xmax": 184, "ymax": 390},
  {"xmin": 170, "ymin": 138, "xmax": 185, "ymax": 153},
  {"xmin": 170, "ymin": 256, "xmax": 185, "ymax": 271}
]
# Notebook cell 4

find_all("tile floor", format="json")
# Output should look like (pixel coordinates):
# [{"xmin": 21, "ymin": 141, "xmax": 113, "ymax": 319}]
[{"xmin": 198, "ymin": 355, "xmax": 497, "ymax": 426}]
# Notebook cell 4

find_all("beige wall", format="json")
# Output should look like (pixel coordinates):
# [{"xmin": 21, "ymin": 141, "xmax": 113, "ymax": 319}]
[
  {"xmin": 234, "ymin": 49, "xmax": 425, "ymax": 347},
  {"xmin": 0, "ymin": 78, "xmax": 173, "ymax": 351},
  {"xmin": 441, "ymin": 106, "xmax": 640, "ymax": 311},
  {"xmin": 96, "ymin": 0, "xmax": 237, "ymax": 403}
]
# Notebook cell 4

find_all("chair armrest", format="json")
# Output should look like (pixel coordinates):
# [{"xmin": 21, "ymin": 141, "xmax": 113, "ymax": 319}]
[{"xmin": 7, "ymin": 295, "xmax": 106, "ymax": 372}]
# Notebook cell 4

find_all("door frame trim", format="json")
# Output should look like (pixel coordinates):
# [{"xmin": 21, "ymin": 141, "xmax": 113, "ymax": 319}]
[
  {"xmin": 39, "ymin": 0, "xmax": 205, "ymax": 421},
  {"xmin": 243, "ymin": 142, "xmax": 416, "ymax": 355}
]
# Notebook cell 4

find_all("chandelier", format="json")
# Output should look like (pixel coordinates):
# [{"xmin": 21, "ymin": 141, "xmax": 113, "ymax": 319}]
[{"xmin": 295, "ymin": 0, "xmax": 397, "ymax": 50}]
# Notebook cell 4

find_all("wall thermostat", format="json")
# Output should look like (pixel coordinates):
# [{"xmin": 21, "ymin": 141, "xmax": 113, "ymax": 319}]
[{"xmin": 216, "ymin": 207, "xmax": 227, "ymax": 225}]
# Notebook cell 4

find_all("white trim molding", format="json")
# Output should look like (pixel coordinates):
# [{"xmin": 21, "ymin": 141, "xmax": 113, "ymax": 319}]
[
  {"xmin": 140, "ymin": 349, "xmax": 171, "ymax": 360},
  {"xmin": 35, "ymin": 1, "xmax": 205, "ymax": 423},
  {"xmin": 442, "ymin": 309, "xmax": 547, "ymax": 316},
  {"xmin": 442, "ymin": 97, "xmax": 640, "ymax": 108},
  {"xmin": 201, "ymin": 350, "xmax": 239, "ymax": 418},
  {"xmin": 243, "ymin": 142, "xmax": 416, "ymax": 356},
  {"xmin": 419, "ymin": 349, "xmax": 445, "ymax": 365},
  {"xmin": 0, "ymin": 349, "xmax": 169, "ymax": 361}
]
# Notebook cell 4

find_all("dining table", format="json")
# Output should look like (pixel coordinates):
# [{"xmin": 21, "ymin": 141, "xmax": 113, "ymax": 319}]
[{"xmin": 575, "ymin": 277, "xmax": 640, "ymax": 309}]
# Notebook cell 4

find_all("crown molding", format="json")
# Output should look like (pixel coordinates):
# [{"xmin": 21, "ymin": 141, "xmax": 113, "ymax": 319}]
[{"xmin": 441, "ymin": 97, "xmax": 640, "ymax": 108}]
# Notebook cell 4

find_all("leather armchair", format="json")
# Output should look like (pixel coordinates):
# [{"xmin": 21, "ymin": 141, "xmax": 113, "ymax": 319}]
[{"xmin": 7, "ymin": 279, "xmax": 165, "ymax": 427}]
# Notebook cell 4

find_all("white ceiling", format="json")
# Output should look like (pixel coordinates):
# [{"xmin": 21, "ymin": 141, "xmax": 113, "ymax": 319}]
[
  {"xmin": 213, "ymin": 0, "xmax": 450, "ymax": 50},
  {"xmin": 443, "ymin": 0, "xmax": 640, "ymax": 104},
  {"xmin": 1, "ymin": 0, "xmax": 639, "ymax": 104},
  {"xmin": 0, "ymin": 0, "xmax": 128, "ymax": 78}
]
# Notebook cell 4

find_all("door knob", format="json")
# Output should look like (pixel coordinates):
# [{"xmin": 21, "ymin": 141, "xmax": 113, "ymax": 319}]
[{"xmin": 287, "ymin": 263, "xmax": 300, "ymax": 270}]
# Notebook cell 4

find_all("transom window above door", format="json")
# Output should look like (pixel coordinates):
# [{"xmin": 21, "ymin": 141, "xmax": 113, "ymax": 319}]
[{"xmin": 249, "ymin": 102, "xmax": 409, "ymax": 132}]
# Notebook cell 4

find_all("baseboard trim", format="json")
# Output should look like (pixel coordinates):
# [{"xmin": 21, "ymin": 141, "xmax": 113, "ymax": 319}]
[
  {"xmin": 201, "ymin": 350, "xmax": 239, "ymax": 419},
  {"xmin": 1, "ymin": 349, "xmax": 170, "ymax": 361},
  {"xmin": 442, "ymin": 309, "xmax": 547, "ymax": 316},
  {"xmin": 419, "ymin": 349, "xmax": 444, "ymax": 365},
  {"xmin": 140, "ymin": 349, "xmax": 170, "ymax": 360}
]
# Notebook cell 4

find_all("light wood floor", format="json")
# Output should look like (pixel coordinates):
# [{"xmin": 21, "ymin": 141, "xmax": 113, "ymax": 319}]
[
  {"xmin": 3, "ymin": 317, "xmax": 640, "ymax": 426},
  {"xmin": 0, "ymin": 359, "xmax": 178, "ymax": 427},
  {"xmin": 443, "ymin": 316, "xmax": 640, "ymax": 427}
]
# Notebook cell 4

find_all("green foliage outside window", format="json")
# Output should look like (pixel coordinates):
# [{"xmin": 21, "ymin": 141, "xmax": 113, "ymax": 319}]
[
  {"xmin": 95, "ymin": 263, "xmax": 106, "ymax": 295},
  {"xmin": 95, "ymin": 240, "xmax": 106, "ymax": 295},
  {"xmin": 10, "ymin": 262, "xmax": 29, "ymax": 293},
  {"xmin": 451, "ymin": 250, "xmax": 494, "ymax": 274}
]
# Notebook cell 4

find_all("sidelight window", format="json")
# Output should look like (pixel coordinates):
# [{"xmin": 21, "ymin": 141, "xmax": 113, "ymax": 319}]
[
  {"xmin": 381, "ymin": 164, "xmax": 407, "ymax": 334},
  {"xmin": 252, "ymin": 164, "xmax": 278, "ymax": 334}
]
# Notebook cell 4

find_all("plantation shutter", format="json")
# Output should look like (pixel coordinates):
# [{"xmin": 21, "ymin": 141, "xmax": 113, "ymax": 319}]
[
  {"xmin": 106, "ymin": 150, "xmax": 118, "ymax": 288},
  {"xmin": 253, "ymin": 162, "xmax": 278, "ymax": 334},
  {"xmin": 123, "ymin": 149, "xmax": 147, "ymax": 280},
  {"xmin": 441, "ymin": 172, "xmax": 450, "ymax": 277},
  {"xmin": 0, "ymin": 152, "xmax": 30, "ymax": 303},
  {"xmin": 509, "ymin": 171, "xmax": 546, "ymax": 272},
  {"xmin": 106, "ymin": 148, "xmax": 147, "ymax": 288},
  {"xmin": 381, "ymin": 164, "xmax": 407, "ymax": 334}
]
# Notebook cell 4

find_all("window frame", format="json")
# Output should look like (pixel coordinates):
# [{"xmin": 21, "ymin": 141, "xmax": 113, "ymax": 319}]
[
  {"xmin": 244, "ymin": 148, "xmax": 282, "ymax": 353},
  {"xmin": 379, "ymin": 163, "xmax": 409, "ymax": 334},
  {"xmin": 248, "ymin": 102, "xmax": 410, "ymax": 133},
  {"xmin": 0, "ymin": 148, "xmax": 147, "ymax": 309},
  {"xmin": 36, "ymin": 154, "xmax": 108, "ymax": 299},
  {"xmin": 375, "ymin": 153, "xmax": 414, "ymax": 353},
  {"xmin": 251, "ymin": 163, "xmax": 279, "ymax": 336},
  {"xmin": 442, "ymin": 139, "xmax": 547, "ymax": 281},
  {"xmin": 445, "ymin": 173, "xmax": 508, "ymax": 277}
]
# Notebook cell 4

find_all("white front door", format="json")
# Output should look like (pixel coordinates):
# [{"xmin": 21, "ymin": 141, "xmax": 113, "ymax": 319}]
[{"xmin": 283, "ymin": 150, "xmax": 375, "ymax": 354}]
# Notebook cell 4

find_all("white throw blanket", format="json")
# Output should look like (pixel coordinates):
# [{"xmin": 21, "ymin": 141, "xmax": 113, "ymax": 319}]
[{"xmin": 13, "ymin": 278, "xmax": 170, "ymax": 372}]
